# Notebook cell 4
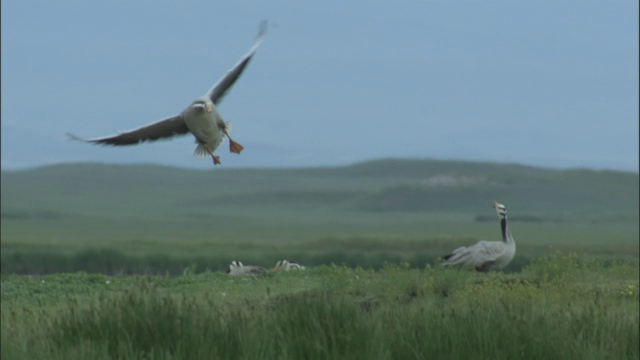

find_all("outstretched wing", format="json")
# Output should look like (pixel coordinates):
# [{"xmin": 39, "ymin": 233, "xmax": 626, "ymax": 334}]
[
  {"xmin": 67, "ymin": 115, "xmax": 189, "ymax": 146},
  {"xmin": 206, "ymin": 20, "xmax": 268, "ymax": 105}
]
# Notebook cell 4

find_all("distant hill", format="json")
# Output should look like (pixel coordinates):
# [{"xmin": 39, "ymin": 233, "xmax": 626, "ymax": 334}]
[{"xmin": 2, "ymin": 159, "xmax": 638, "ymax": 218}]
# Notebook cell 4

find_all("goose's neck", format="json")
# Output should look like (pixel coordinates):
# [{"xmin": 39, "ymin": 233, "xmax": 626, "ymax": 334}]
[{"xmin": 501, "ymin": 218, "xmax": 514, "ymax": 244}]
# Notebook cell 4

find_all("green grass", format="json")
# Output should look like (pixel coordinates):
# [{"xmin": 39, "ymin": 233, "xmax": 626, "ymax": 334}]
[
  {"xmin": 2, "ymin": 254, "xmax": 638, "ymax": 359},
  {"xmin": 1, "ymin": 160, "xmax": 638, "ymax": 274},
  {"xmin": 2, "ymin": 160, "xmax": 637, "ymax": 358}
]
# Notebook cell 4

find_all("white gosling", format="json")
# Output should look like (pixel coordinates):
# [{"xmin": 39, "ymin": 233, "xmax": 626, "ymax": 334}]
[
  {"xmin": 442, "ymin": 201, "xmax": 516, "ymax": 272},
  {"xmin": 226, "ymin": 260, "xmax": 267, "ymax": 276},
  {"xmin": 272, "ymin": 260, "xmax": 306, "ymax": 272}
]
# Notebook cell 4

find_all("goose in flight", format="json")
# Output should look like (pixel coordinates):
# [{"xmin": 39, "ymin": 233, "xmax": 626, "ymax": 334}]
[
  {"xmin": 68, "ymin": 21, "xmax": 268, "ymax": 165},
  {"xmin": 442, "ymin": 201, "xmax": 516, "ymax": 272},
  {"xmin": 226, "ymin": 260, "xmax": 267, "ymax": 276},
  {"xmin": 272, "ymin": 260, "xmax": 306, "ymax": 272}
]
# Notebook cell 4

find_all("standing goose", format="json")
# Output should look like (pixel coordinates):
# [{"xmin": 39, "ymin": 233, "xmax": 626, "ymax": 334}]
[
  {"xmin": 68, "ymin": 21, "xmax": 268, "ymax": 165},
  {"xmin": 272, "ymin": 260, "xmax": 306, "ymax": 272},
  {"xmin": 226, "ymin": 260, "xmax": 267, "ymax": 276},
  {"xmin": 442, "ymin": 201, "xmax": 516, "ymax": 272}
]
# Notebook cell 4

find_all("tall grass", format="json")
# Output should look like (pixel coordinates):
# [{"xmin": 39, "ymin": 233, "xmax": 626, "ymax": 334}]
[{"xmin": 2, "ymin": 255, "xmax": 638, "ymax": 359}]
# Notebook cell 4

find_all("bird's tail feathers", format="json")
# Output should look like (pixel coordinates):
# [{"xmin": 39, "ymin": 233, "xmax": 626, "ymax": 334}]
[
  {"xmin": 441, "ymin": 247, "xmax": 469, "ymax": 265},
  {"xmin": 194, "ymin": 144, "xmax": 210, "ymax": 157}
]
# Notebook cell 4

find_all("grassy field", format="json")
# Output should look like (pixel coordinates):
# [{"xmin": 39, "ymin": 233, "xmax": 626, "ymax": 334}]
[
  {"xmin": 1, "ymin": 255, "xmax": 638, "ymax": 359},
  {"xmin": 1, "ymin": 159, "xmax": 638, "ymax": 358},
  {"xmin": 1, "ymin": 159, "xmax": 638, "ymax": 274}
]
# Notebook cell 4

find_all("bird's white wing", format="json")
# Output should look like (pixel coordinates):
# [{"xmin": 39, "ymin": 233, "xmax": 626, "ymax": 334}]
[
  {"xmin": 469, "ymin": 241, "xmax": 508, "ymax": 265},
  {"xmin": 206, "ymin": 21, "xmax": 268, "ymax": 105},
  {"xmin": 67, "ymin": 115, "xmax": 189, "ymax": 146}
]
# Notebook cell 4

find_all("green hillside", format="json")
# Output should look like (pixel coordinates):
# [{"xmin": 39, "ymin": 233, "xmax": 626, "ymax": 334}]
[{"xmin": 1, "ymin": 159, "xmax": 638, "ymax": 274}]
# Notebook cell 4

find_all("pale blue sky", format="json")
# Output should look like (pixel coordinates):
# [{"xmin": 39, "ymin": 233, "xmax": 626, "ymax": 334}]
[{"xmin": 2, "ymin": 0, "xmax": 638, "ymax": 171}]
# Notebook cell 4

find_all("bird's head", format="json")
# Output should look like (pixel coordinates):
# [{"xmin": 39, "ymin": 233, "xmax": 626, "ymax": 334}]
[
  {"xmin": 272, "ymin": 259, "xmax": 305, "ymax": 272},
  {"xmin": 493, "ymin": 201, "xmax": 507, "ymax": 216},
  {"xmin": 192, "ymin": 99, "xmax": 214, "ymax": 113},
  {"xmin": 272, "ymin": 260, "xmax": 287, "ymax": 272},
  {"xmin": 226, "ymin": 260, "xmax": 243, "ymax": 273}
]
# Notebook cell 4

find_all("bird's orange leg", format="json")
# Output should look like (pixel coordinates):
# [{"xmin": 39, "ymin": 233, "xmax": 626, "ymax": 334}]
[
  {"xmin": 202, "ymin": 143, "xmax": 222, "ymax": 165},
  {"xmin": 222, "ymin": 129, "xmax": 244, "ymax": 154}
]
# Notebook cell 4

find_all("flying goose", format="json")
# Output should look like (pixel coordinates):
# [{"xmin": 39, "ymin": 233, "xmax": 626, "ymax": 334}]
[
  {"xmin": 226, "ymin": 260, "xmax": 267, "ymax": 276},
  {"xmin": 272, "ymin": 260, "xmax": 306, "ymax": 272},
  {"xmin": 68, "ymin": 21, "xmax": 268, "ymax": 165},
  {"xmin": 442, "ymin": 201, "xmax": 516, "ymax": 272}
]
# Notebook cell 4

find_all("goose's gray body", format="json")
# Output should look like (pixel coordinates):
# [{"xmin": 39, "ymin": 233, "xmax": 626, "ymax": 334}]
[{"xmin": 442, "ymin": 201, "xmax": 516, "ymax": 272}]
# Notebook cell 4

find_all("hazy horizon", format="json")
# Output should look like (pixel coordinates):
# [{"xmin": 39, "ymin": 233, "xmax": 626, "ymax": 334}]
[
  {"xmin": 2, "ymin": 1, "xmax": 638, "ymax": 172},
  {"xmin": 2, "ymin": 157, "xmax": 638, "ymax": 175}
]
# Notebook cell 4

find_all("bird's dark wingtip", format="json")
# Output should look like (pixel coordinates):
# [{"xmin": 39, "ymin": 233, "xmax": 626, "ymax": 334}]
[
  {"xmin": 257, "ymin": 20, "xmax": 268, "ymax": 39},
  {"xmin": 66, "ymin": 133, "xmax": 86, "ymax": 142}
]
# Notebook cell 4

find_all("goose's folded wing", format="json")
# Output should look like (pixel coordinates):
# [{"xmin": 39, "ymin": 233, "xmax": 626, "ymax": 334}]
[
  {"xmin": 67, "ymin": 115, "xmax": 189, "ymax": 146},
  {"xmin": 206, "ymin": 21, "xmax": 268, "ymax": 105},
  {"xmin": 474, "ymin": 241, "xmax": 507, "ymax": 263}
]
